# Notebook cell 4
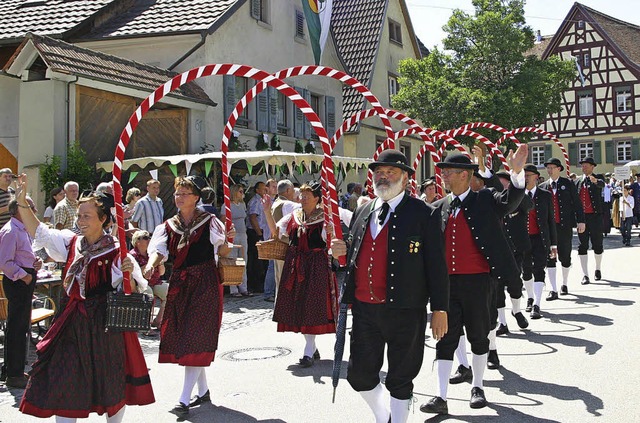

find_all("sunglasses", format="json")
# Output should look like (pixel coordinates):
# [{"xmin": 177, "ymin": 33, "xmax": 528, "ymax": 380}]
[{"xmin": 138, "ymin": 236, "xmax": 151, "ymax": 241}]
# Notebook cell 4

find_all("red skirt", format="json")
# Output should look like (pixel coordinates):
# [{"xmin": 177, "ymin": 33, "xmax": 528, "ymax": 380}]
[
  {"xmin": 20, "ymin": 295, "xmax": 154, "ymax": 418},
  {"xmin": 159, "ymin": 259, "xmax": 223, "ymax": 366},
  {"xmin": 273, "ymin": 247, "xmax": 338, "ymax": 335}
]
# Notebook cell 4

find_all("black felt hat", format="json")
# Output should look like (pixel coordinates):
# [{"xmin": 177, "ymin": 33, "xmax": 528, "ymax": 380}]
[
  {"xmin": 368, "ymin": 149, "xmax": 415, "ymax": 174},
  {"xmin": 495, "ymin": 170, "xmax": 511, "ymax": 181},
  {"xmin": 435, "ymin": 154, "xmax": 479, "ymax": 170},
  {"xmin": 579, "ymin": 156, "xmax": 597, "ymax": 166},
  {"xmin": 544, "ymin": 157, "xmax": 565, "ymax": 171},
  {"xmin": 524, "ymin": 164, "xmax": 540, "ymax": 176},
  {"xmin": 185, "ymin": 175, "xmax": 208, "ymax": 196}
]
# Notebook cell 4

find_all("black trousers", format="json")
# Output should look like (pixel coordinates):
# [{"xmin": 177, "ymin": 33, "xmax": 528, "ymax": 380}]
[
  {"xmin": 436, "ymin": 273, "xmax": 491, "ymax": 360},
  {"xmin": 578, "ymin": 213, "xmax": 604, "ymax": 255},
  {"xmin": 347, "ymin": 300, "xmax": 427, "ymax": 399},
  {"xmin": 547, "ymin": 224, "xmax": 573, "ymax": 268},
  {"xmin": 246, "ymin": 229, "xmax": 267, "ymax": 292},
  {"xmin": 497, "ymin": 251, "xmax": 524, "ymax": 309},
  {"xmin": 523, "ymin": 235, "xmax": 548, "ymax": 282},
  {"xmin": 2, "ymin": 269, "xmax": 36, "ymax": 378}
]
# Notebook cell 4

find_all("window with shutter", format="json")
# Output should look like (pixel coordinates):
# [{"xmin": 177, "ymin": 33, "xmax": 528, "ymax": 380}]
[
  {"xmin": 256, "ymin": 89, "xmax": 269, "ymax": 132},
  {"xmin": 294, "ymin": 86, "xmax": 305, "ymax": 138},
  {"xmin": 224, "ymin": 76, "xmax": 249, "ymax": 128},
  {"xmin": 325, "ymin": 96, "xmax": 335, "ymax": 139},
  {"xmin": 306, "ymin": 91, "xmax": 316, "ymax": 140},
  {"xmin": 615, "ymin": 140, "xmax": 631, "ymax": 163},
  {"xmin": 295, "ymin": 9, "xmax": 305, "ymax": 38},
  {"xmin": 568, "ymin": 143, "xmax": 577, "ymax": 165},
  {"xmin": 250, "ymin": 0, "xmax": 269, "ymax": 24},
  {"xmin": 268, "ymin": 86, "xmax": 278, "ymax": 134},
  {"xmin": 276, "ymin": 90, "xmax": 288, "ymax": 135},
  {"xmin": 605, "ymin": 140, "xmax": 614, "ymax": 163}
]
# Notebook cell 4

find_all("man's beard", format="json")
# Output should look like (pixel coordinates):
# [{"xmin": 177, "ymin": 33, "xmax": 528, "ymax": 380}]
[{"xmin": 374, "ymin": 177, "xmax": 405, "ymax": 201}]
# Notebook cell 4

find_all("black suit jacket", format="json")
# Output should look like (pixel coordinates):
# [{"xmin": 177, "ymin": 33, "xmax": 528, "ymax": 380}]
[
  {"xmin": 574, "ymin": 174, "xmax": 605, "ymax": 214},
  {"xmin": 529, "ymin": 188, "xmax": 558, "ymax": 251},
  {"xmin": 433, "ymin": 184, "xmax": 524, "ymax": 289},
  {"xmin": 504, "ymin": 194, "xmax": 533, "ymax": 254},
  {"xmin": 539, "ymin": 176, "xmax": 585, "ymax": 228},
  {"xmin": 341, "ymin": 194, "xmax": 450, "ymax": 311}
]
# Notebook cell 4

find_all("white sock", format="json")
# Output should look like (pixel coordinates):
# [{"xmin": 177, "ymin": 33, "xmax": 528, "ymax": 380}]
[
  {"xmin": 390, "ymin": 396, "xmax": 411, "ymax": 423},
  {"xmin": 510, "ymin": 297, "xmax": 521, "ymax": 314},
  {"xmin": 197, "ymin": 367, "xmax": 209, "ymax": 397},
  {"xmin": 488, "ymin": 328, "xmax": 497, "ymax": 350},
  {"xmin": 579, "ymin": 254, "xmax": 589, "ymax": 277},
  {"xmin": 497, "ymin": 307, "xmax": 507, "ymax": 325},
  {"xmin": 437, "ymin": 360, "xmax": 453, "ymax": 400},
  {"xmin": 455, "ymin": 335, "xmax": 469, "ymax": 368},
  {"xmin": 523, "ymin": 278, "xmax": 534, "ymax": 300},
  {"xmin": 547, "ymin": 267, "xmax": 558, "ymax": 291},
  {"xmin": 55, "ymin": 417, "xmax": 77, "ymax": 423},
  {"xmin": 106, "ymin": 406, "xmax": 126, "ymax": 423},
  {"xmin": 471, "ymin": 353, "xmax": 487, "ymax": 389},
  {"xmin": 562, "ymin": 266, "xmax": 571, "ymax": 286},
  {"xmin": 595, "ymin": 253, "xmax": 603, "ymax": 271},
  {"xmin": 180, "ymin": 366, "xmax": 202, "ymax": 405},
  {"xmin": 359, "ymin": 383, "xmax": 390, "ymax": 423},
  {"xmin": 533, "ymin": 282, "xmax": 545, "ymax": 307},
  {"xmin": 303, "ymin": 334, "xmax": 316, "ymax": 357}
]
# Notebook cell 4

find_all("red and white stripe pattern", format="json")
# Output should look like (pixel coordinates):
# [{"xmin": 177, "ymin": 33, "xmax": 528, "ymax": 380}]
[
  {"xmin": 444, "ymin": 128, "xmax": 509, "ymax": 171},
  {"xmin": 495, "ymin": 127, "xmax": 570, "ymax": 176},
  {"xmin": 456, "ymin": 122, "xmax": 521, "ymax": 146}
]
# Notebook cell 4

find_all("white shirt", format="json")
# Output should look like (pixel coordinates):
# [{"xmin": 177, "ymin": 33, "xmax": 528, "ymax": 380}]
[
  {"xmin": 621, "ymin": 194, "xmax": 635, "ymax": 218},
  {"xmin": 369, "ymin": 191, "xmax": 404, "ymax": 239}
]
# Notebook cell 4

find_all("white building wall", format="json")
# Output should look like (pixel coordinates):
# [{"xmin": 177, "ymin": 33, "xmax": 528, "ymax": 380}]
[{"xmin": 0, "ymin": 75, "xmax": 21, "ymax": 158}]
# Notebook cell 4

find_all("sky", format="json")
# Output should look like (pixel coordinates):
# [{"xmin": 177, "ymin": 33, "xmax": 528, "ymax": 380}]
[{"xmin": 406, "ymin": 0, "xmax": 640, "ymax": 50}]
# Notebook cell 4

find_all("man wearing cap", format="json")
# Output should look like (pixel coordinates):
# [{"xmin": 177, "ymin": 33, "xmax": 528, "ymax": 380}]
[
  {"xmin": 575, "ymin": 157, "xmax": 605, "ymax": 284},
  {"xmin": 522, "ymin": 164, "xmax": 557, "ymax": 319},
  {"xmin": 420, "ymin": 144, "xmax": 528, "ymax": 415},
  {"xmin": 539, "ymin": 158, "xmax": 585, "ymax": 295},
  {"xmin": 331, "ymin": 149, "xmax": 449, "ymax": 423}
]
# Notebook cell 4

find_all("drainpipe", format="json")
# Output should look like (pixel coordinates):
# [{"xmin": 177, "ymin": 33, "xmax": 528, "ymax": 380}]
[{"xmin": 169, "ymin": 30, "xmax": 207, "ymax": 71}]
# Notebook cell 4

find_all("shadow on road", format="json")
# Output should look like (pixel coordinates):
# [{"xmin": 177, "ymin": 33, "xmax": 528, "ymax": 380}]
[{"xmin": 176, "ymin": 402, "xmax": 286, "ymax": 422}]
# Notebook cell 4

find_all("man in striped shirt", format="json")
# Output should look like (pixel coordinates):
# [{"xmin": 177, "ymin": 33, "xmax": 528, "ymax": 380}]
[
  {"xmin": 53, "ymin": 181, "xmax": 79, "ymax": 230},
  {"xmin": 0, "ymin": 168, "xmax": 16, "ymax": 228},
  {"xmin": 131, "ymin": 179, "xmax": 164, "ymax": 234}
]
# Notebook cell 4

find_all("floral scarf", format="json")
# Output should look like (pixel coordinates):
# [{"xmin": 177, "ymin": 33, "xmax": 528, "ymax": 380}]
[
  {"xmin": 168, "ymin": 209, "xmax": 212, "ymax": 251},
  {"xmin": 65, "ymin": 234, "xmax": 116, "ymax": 297}
]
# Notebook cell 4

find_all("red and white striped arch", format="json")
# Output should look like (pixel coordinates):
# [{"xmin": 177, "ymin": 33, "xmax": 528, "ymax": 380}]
[
  {"xmin": 495, "ymin": 127, "xmax": 570, "ymax": 176},
  {"xmin": 444, "ymin": 128, "xmax": 509, "ymax": 171}
]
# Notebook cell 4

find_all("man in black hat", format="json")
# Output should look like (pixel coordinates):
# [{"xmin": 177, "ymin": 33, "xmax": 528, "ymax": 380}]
[
  {"xmin": 575, "ymin": 156, "xmax": 605, "ymax": 284},
  {"xmin": 331, "ymin": 149, "xmax": 449, "ymax": 423},
  {"xmin": 420, "ymin": 143, "xmax": 528, "ymax": 415},
  {"xmin": 521, "ymin": 164, "xmax": 557, "ymax": 319},
  {"xmin": 539, "ymin": 158, "xmax": 585, "ymax": 295}
]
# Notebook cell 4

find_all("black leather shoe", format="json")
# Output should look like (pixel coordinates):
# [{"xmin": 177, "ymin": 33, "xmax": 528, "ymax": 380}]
[
  {"xmin": 420, "ymin": 396, "xmax": 448, "ymax": 414},
  {"xmin": 560, "ymin": 285, "xmax": 568, "ymax": 295},
  {"xmin": 470, "ymin": 387, "xmax": 487, "ymax": 409},
  {"xmin": 512, "ymin": 312, "xmax": 529, "ymax": 329},
  {"xmin": 189, "ymin": 390, "xmax": 211, "ymax": 407},
  {"xmin": 581, "ymin": 276, "xmax": 590, "ymax": 285},
  {"xmin": 313, "ymin": 349, "xmax": 320, "ymax": 360},
  {"xmin": 487, "ymin": 350, "xmax": 500, "ymax": 370},
  {"xmin": 546, "ymin": 291, "xmax": 558, "ymax": 301},
  {"xmin": 299, "ymin": 356, "xmax": 314, "ymax": 367},
  {"xmin": 5, "ymin": 375, "xmax": 28, "ymax": 389},
  {"xmin": 449, "ymin": 364, "xmax": 472, "ymax": 384},
  {"xmin": 171, "ymin": 402, "xmax": 189, "ymax": 417},
  {"xmin": 530, "ymin": 305, "xmax": 542, "ymax": 319},
  {"xmin": 525, "ymin": 298, "xmax": 534, "ymax": 312},
  {"xmin": 595, "ymin": 270, "xmax": 601, "ymax": 280},
  {"xmin": 496, "ymin": 323, "xmax": 509, "ymax": 336}
]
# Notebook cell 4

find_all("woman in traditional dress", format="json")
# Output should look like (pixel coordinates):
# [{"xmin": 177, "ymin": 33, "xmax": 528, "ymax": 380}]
[
  {"xmin": 14, "ymin": 175, "xmax": 154, "ymax": 423},
  {"xmin": 271, "ymin": 181, "xmax": 338, "ymax": 368},
  {"xmin": 143, "ymin": 176, "xmax": 232, "ymax": 417}
]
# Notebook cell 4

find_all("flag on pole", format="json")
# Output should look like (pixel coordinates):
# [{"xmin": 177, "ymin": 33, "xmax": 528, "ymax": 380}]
[{"xmin": 301, "ymin": 0, "xmax": 333, "ymax": 65}]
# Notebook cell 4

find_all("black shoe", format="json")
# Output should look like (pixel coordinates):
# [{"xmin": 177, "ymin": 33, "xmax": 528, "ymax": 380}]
[
  {"xmin": 525, "ymin": 298, "xmax": 534, "ymax": 312},
  {"xmin": 546, "ymin": 291, "xmax": 558, "ymax": 301},
  {"xmin": 470, "ymin": 387, "xmax": 487, "ymax": 409},
  {"xmin": 496, "ymin": 323, "xmax": 509, "ymax": 336},
  {"xmin": 5, "ymin": 375, "xmax": 28, "ymax": 389},
  {"xmin": 449, "ymin": 364, "xmax": 472, "ymax": 384},
  {"xmin": 530, "ymin": 305, "xmax": 542, "ymax": 319},
  {"xmin": 171, "ymin": 402, "xmax": 189, "ymax": 417},
  {"xmin": 512, "ymin": 312, "xmax": 529, "ymax": 329},
  {"xmin": 313, "ymin": 349, "xmax": 320, "ymax": 360},
  {"xmin": 595, "ymin": 270, "xmax": 601, "ymax": 281},
  {"xmin": 299, "ymin": 356, "xmax": 314, "ymax": 367},
  {"xmin": 420, "ymin": 396, "xmax": 448, "ymax": 414},
  {"xmin": 581, "ymin": 276, "xmax": 590, "ymax": 285},
  {"xmin": 487, "ymin": 350, "xmax": 500, "ymax": 370},
  {"xmin": 189, "ymin": 390, "xmax": 211, "ymax": 407},
  {"xmin": 560, "ymin": 285, "xmax": 568, "ymax": 295}
]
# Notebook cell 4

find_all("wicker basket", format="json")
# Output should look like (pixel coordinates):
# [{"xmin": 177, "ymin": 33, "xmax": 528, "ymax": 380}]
[
  {"xmin": 219, "ymin": 245, "xmax": 245, "ymax": 286},
  {"xmin": 256, "ymin": 238, "xmax": 289, "ymax": 261}
]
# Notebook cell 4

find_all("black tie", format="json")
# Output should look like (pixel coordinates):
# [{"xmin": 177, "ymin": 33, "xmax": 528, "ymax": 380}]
[
  {"xmin": 450, "ymin": 197, "xmax": 461, "ymax": 214},
  {"xmin": 378, "ymin": 202, "xmax": 390, "ymax": 225},
  {"xmin": 528, "ymin": 191, "xmax": 534, "ymax": 199},
  {"xmin": 551, "ymin": 181, "xmax": 557, "ymax": 190}
]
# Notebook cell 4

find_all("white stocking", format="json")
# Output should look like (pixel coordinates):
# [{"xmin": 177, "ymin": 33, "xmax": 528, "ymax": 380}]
[
  {"xmin": 106, "ymin": 406, "xmax": 126, "ymax": 423},
  {"xmin": 561, "ymin": 266, "xmax": 571, "ymax": 286},
  {"xmin": 390, "ymin": 396, "xmax": 411, "ymax": 423},
  {"xmin": 497, "ymin": 307, "xmax": 507, "ymax": 325},
  {"xmin": 595, "ymin": 253, "xmax": 603, "ymax": 271},
  {"xmin": 180, "ymin": 366, "xmax": 203, "ymax": 405},
  {"xmin": 510, "ymin": 297, "xmax": 521, "ymax": 314},
  {"xmin": 547, "ymin": 267, "xmax": 558, "ymax": 291},
  {"xmin": 303, "ymin": 334, "xmax": 316, "ymax": 357},
  {"xmin": 579, "ymin": 254, "xmax": 589, "ymax": 277},
  {"xmin": 454, "ymin": 335, "xmax": 469, "ymax": 367},
  {"xmin": 359, "ymin": 383, "xmax": 390, "ymax": 423},
  {"xmin": 437, "ymin": 360, "xmax": 453, "ymax": 400},
  {"xmin": 471, "ymin": 353, "xmax": 487, "ymax": 389},
  {"xmin": 197, "ymin": 367, "xmax": 209, "ymax": 397},
  {"xmin": 488, "ymin": 328, "xmax": 497, "ymax": 350},
  {"xmin": 523, "ymin": 278, "xmax": 534, "ymax": 299},
  {"xmin": 533, "ymin": 282, "xmax": 545, "ymax": 307}
]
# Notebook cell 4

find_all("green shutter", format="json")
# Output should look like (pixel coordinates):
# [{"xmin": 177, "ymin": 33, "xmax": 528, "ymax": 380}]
[
  {"xmin": 544, "ymin": 144, "xmax": 553, "ymax": 163},
  {"xmin": 632, "ymin": 139, "xmax": 640, "ymax": 160},
  {"xmin": 294, "ymin": 86, "xmax": 305, "ymax": 138},
  {"xmin": 325, "ymin": 96, "xmax": 336, "ymax": 139},
  {"xmin": 256, "ymin": 89, "xmax": 269, "ymax": 132},
  {"xmin": 568, "ymin": 142, "xmax": 577, "ymax": 165},
  {"xmin": 593, "ymin": 140, "xmax": 602, "ymax": 163},
  {"xmin": 223, "ymin": 75, "xmax": 236, "ymax": 124},
  {"xmin": 268, "ymin": 86, "xmax": 278, "ymax": 134},
  {"xmin": 605, "ymin": 140, "xmax": 614, "ymax": 163},
  {"xmin": 303, "ymin": 89, "xmax": 311, "ymax": 139}
]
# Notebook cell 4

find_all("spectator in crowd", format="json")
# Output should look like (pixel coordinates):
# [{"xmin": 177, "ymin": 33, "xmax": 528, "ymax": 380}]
[
  {"xmin": 269, "ymin": 180, "xmax": 300, "ymax": 295},
  {"xmin": 620, "ymin": 185, "xmax": 634, "ymax": 246},
  {"xmin": 53, "ymin": 181, "xmax": 79, "ymax": 230},
  {"xmin": 130, "ymin": 230, "xmax": 167, "ymax": 328},
  {"xmin": 421, "ymin": 179, "xmax": 441, "ymax": 204},
  {"xmin": 42, "ymin": 187, "xmax": 64, "ymax": 224},
  {"xmin": 630, "ymin": 173, "xmax": 640, "ymax": 228},
  {"xmin": 246, "ymin": 181, "xmax": 268, "ymax": 294},
  {"xmin": 0, "ymin": 168, "xmax": 16, "ymax": 228},
  {"xmin": 347, "ymin": 183, "xmax": 363, "ymax": 212},
  {"xmin": 229, "ymin": 184, "xmax": 252, "ymax": 297},
  {"xmin": 0, "ymin": 198, "xmax": 42, "ymax": 389},
  {"xmin": 131, "ymin": 179, "xmax": 164, "ymax": 234},
  {"xmin": 199, "ymin": 186, "xmax": 218, "ymax": 217},
  {"xmin": 340, "ymin": 182, "xmax": 355, "ymax": 209}
]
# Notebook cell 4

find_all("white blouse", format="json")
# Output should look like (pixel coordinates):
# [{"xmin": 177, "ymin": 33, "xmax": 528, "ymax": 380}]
[{"xmin": 148, "ymin": 214, "xmax": 228, "ymax": 261}]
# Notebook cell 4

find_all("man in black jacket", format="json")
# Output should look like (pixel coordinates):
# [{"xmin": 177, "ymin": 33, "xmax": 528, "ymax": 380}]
[
  {"xmin": 421, "ymin": 144, "xmax": 528, "ymax": 415},
  {"xmin": 522, "ymin": 164, "xmax": 558, "ymax": 319},
  {"xmin": 575, "ymin": 156, "xmax": 605, "ymax": 284},
  {"xmin": 331, "ymin": 150, "xmax": 449, "ymax": 423},
  {"xmin": 539, "ymin": 158, "xmax": 585, "ymax": 295}
]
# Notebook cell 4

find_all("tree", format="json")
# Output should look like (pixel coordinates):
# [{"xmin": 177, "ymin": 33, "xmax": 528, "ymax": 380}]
[{"xmin": 393, "ymin": 0, "xmax": 574, "ymax": 148}]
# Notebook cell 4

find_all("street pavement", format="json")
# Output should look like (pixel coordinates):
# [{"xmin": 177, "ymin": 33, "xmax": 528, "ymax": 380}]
[{"xmin": 1, "ymin": 227, "xmax": 639, "ymax": 422}]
